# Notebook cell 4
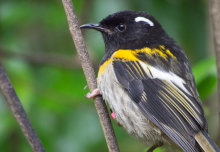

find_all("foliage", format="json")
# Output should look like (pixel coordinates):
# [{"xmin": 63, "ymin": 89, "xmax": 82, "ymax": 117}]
[{"xmin": 192, "ymin": 57, "xmax": 217, "ymax": 100}]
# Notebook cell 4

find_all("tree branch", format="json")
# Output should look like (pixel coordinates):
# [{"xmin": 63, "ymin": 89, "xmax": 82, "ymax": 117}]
[
  {"xmin": 0, "ymin": 63, "xmax": 45, "ymax": 152},
  {"xmin": 209, "ymin": 0, "xmax": 220, "ymax": 144},
  {"xmin": 210, "ymin": 0, "xmax": 220, "ymax": 117},
  {"xmin": 61, "ymin": 0, "xmax": 120, "ymax": 152}
]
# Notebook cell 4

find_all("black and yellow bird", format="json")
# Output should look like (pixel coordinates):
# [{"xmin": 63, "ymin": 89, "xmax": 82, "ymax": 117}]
[{"xmin": 81, "ymin": 10, "xmax": 220, "ymax": 152}]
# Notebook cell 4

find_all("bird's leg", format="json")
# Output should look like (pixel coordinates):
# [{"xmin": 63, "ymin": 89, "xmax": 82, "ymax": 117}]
[
  {"xmin": 86, "ymin": 88, "xmax": 101, "ymax": 99},
  {"xmin": 86, "ymin": 88, "xmax": 116, "ymax": 120},
  {"xmin": 111, "ymin": 112, "xmax": 116, "ymax": 120},
  {"xmin": 146, "ymin": 142, "xmax": 163, "ymax": 152},
  {"xmin": 110, "ymin": 109, "xmax": 116, "ymax": 120}
]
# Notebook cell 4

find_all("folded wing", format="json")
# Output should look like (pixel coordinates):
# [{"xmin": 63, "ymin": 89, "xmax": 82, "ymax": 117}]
[{"xmin": 112, "ymin": 53, "xmax": 207, "ymax": 152}]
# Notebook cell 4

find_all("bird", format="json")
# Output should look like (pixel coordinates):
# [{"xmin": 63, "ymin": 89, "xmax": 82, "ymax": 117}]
[{"xmin": 80, "ymin": 10, "xmax": 220, "ymax": 152}]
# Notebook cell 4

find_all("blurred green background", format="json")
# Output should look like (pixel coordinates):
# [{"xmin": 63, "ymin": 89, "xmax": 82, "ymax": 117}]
[{"xmin": 0, "ymin": 0, "xmax": 219, "ymax": 151}]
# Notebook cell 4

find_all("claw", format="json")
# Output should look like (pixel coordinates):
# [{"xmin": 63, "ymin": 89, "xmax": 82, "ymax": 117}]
[{"xmin": 86, "ymin": 88, "xmax": 100, "ymax": 99}]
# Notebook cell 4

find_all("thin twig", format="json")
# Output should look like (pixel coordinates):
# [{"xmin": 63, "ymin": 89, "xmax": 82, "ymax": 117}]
[
  {"xmin": 0, "ymin": 63, "xmax": 45, "ymax": 152},
  {"xmin": 61, "ymin": 0, "xmax": 120, "ymax": 152},
  {"xmin": 210, "ymin": 0, "xmax": 220, "ymax": 145}
]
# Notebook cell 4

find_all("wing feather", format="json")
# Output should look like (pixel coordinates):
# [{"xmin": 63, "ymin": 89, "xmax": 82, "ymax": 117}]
[{"xmin": 112, "ymin": 56, "xmax": 207, "ymax": 152}]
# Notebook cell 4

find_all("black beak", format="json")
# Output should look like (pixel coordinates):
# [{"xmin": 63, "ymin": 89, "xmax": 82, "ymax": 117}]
[
  {"xmin": 80, "ymin": 23, "xmax": 111, "ymax": 33},
  {"xmin": 80, "ymin": 24, "xmax": 105, "ymax": 31}
]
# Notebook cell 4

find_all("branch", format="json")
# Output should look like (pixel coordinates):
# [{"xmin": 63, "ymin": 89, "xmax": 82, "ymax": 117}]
[
  {"xmin": 0, "ymin": 63, "xmax": 45, "ymax": 152},
  {"xmin": 61, "ymin": 1, "xmax": 120, "ymax": 152},
  {"xmin": 210, "ymin": 0, "xmax": 220, "ymax": 144},
  {"xmin": 210, "ymin": 0, "xmax": 220, "ymax": 116}
]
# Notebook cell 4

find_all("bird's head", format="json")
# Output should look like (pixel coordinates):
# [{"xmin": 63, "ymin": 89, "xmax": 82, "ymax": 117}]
[{"xmin": 80, "ymin": 10, "xmax": 168, "ymax": 52}]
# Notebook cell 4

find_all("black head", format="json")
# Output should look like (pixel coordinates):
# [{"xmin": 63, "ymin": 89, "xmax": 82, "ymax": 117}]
[{"xmin": 81, "ymin": 10, "xmax": 171, "ymax": 52}]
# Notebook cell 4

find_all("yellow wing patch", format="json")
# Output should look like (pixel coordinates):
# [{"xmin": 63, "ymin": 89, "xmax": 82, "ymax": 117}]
[{"xmin": 166, "ymin": 49, "xmax": 177, "ymax": 59}]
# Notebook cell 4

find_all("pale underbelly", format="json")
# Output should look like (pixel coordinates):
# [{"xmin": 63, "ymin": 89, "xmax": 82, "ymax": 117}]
[{"xmin": 97, "ymin": 63, "xmax": 166, "ymax": 144}]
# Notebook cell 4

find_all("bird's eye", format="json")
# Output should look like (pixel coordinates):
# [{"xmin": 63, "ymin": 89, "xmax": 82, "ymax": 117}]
[{"xmin": 116, "ymin": 24, "xmax": 126, "ymax": 32}]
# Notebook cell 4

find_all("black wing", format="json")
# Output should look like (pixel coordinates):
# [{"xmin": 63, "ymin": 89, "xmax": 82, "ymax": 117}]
[{"xmin": 112, "ymin": 54, "xmax": 207, "ymax": 152}]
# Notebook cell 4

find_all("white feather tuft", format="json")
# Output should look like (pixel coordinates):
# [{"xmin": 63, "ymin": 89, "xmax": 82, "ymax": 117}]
[{"xmin": 135, "ymin": 17, "xmax": 154, "ymax": 26}]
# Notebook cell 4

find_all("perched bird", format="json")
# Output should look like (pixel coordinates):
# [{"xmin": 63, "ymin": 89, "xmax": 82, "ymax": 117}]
[{"xmin": 81, "ymin": 11, "xmax": 220, "ymax": 152}]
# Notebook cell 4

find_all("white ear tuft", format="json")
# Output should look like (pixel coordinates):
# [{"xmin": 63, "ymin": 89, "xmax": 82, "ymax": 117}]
[{"xmin": 135, "ymin": 17, "xmax": 154, "ymax": 26}]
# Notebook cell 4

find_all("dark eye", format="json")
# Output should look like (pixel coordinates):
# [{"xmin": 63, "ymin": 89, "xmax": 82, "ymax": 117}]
[{"xmin": 116, "ymin": 24, "xmax": 127, "ymax": 32}]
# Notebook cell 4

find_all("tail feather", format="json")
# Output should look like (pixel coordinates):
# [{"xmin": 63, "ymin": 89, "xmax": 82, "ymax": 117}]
[{"xmin": 195, "ymin": 131, "xmax": 220, "ymax": 152}]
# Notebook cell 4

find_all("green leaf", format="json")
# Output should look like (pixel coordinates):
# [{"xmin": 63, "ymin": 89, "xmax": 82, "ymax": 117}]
[{"xmin": 192, "ymin": 57, "xmax": 217, "ymax": 100}]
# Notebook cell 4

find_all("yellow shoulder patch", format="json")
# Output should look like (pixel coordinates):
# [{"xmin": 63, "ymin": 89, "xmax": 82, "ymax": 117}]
[
  {"xmin": 113, "ymin": 49, "xmax": 139, "ymax": 61},
  {"xmin": 98, "ymin": 45, "xmax": 176, "ymax": 77},
  {"xmin": 98, "ymin": 50, "xmax": 139, "ymax": 77},
  {"xmin": 98, "ymin": 58, "xmax": 111, "ymax": 77}
]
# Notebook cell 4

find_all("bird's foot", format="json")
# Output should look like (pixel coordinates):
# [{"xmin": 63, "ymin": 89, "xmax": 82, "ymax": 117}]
[
  {"xmin": 86, "ymin": 88, "xmax": 116, "ymax": 120},
  {"xmin": 86, "ymin": 88, "xmax": 100, "ymax": 99},
  {"xmin": 111, "ymin": 112, "xmax": 116, "ymax": 120}
]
